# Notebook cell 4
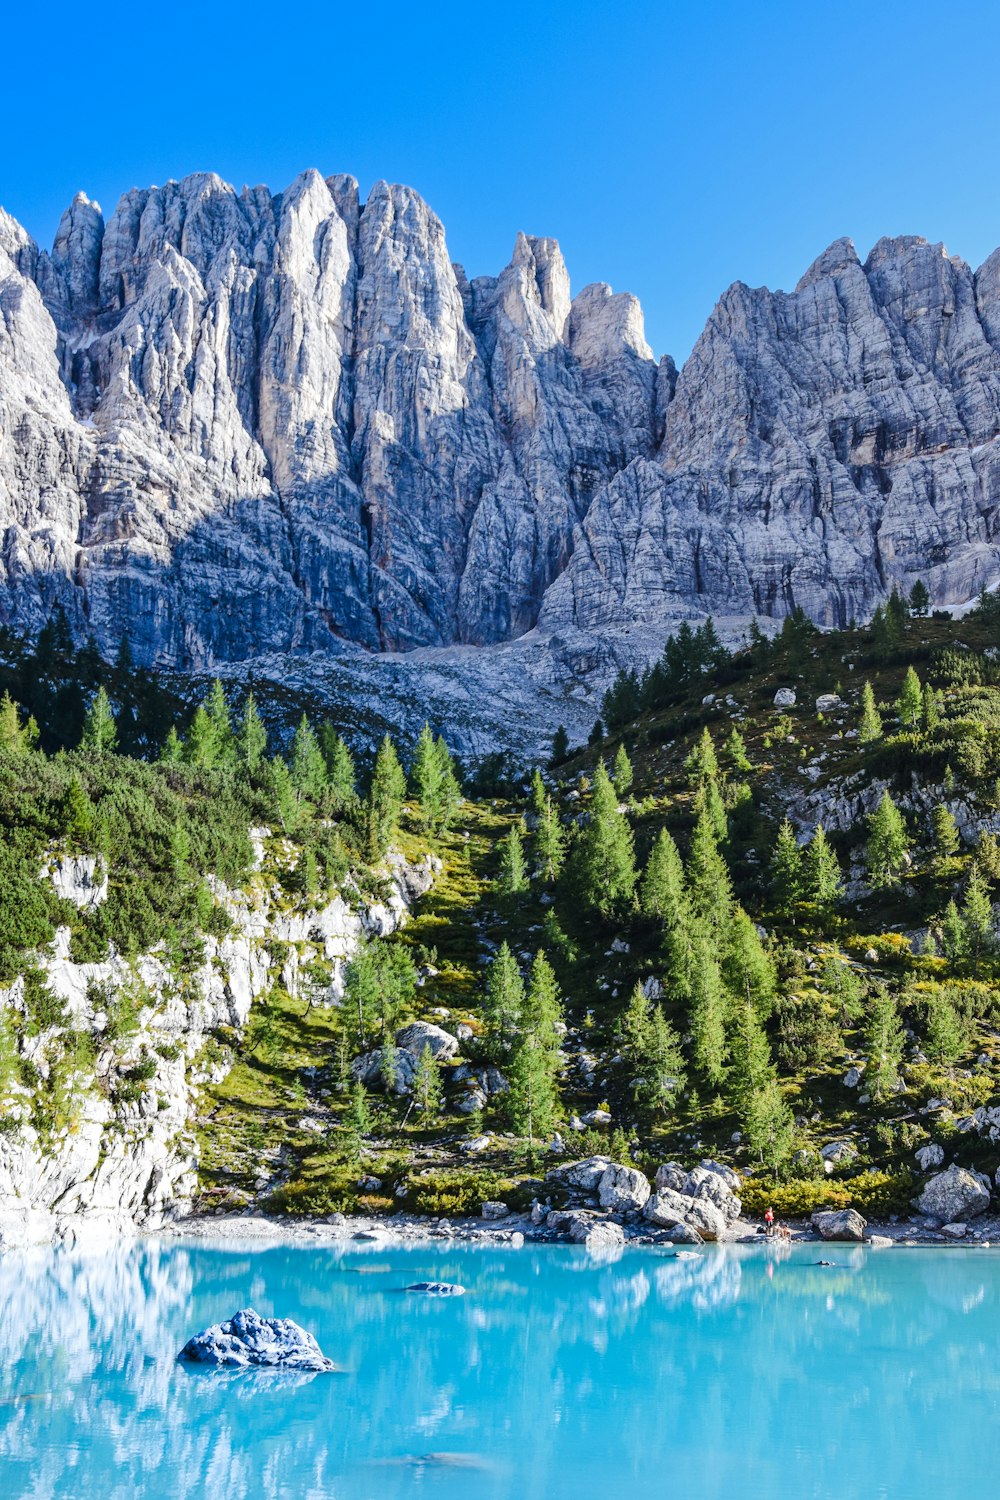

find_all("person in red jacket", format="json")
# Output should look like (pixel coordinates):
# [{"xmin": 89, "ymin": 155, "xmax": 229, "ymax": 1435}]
[{"xmin": 764, "ymin": 1206, "xmax": 775, "ymax": 1237}]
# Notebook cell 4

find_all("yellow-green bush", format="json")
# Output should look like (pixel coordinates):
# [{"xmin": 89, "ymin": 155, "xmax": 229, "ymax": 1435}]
[{"xmin": 740, "ymin": 1169, "xmax": 915, "ymax": 1219}]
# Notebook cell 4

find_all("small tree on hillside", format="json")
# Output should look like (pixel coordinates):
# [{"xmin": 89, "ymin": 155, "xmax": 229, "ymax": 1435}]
[
  {"xmin": 866, "ymin": 792, "xmax": 909, "ymax": 888},
  {"xmin": 897, "ymin": 666, "xmax": 922, "ymax": 730},
  {"xmin": 506, "ymin": 951, "xmax": 564, "ymax": 1148},
  {"xmin": 859, "ymin": 681, "xmax": 883, "ymax": 743},
  {"xmin": 481, "ymin": 941, "xmax": 525, "ymax": 1061},
  {"xmin": 81, "ymin": 686, "xmax": 117, "ymax": 758}
]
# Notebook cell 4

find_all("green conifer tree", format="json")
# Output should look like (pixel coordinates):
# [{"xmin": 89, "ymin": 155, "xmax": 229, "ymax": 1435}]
[
  {"xmin": 612, "ymin": 744, "xmax": 634, "ymax": 798},
  {"xmin": 689, "ymin": 938, "xmax": 727, "ymax": 1086},
  {"xmin": 367, "ymin": 736, "xmax": 406, "ymax": 856},
  {"xmin": 482, "ymin": 941, "xmax": 525, "ymax": 1061},
  {"xmin": 803, "ymin": 824, "xmax": 843, "ymax": 912},
  {"xmin": 859, "ymin": 681, "xmax": 883, "ymax": 743},
  {"xmin": 769, "ymin": 819, "xmax": 803, "ymax": 915},
  {"xmin": 864, "ymin": 988, "xmax": 906, "ymax": 1102},
  {"xmin": 686, "ymin": 810, "xmax": 733, "ymax": 939},
  {"xmin": 962, "ymin": 865, "xmax": 994, "ymax": 973},
  {"xmin": 506, "ymin": 951, "xmax": 564, "ymax": 1147},
  {"xmin": 412, "ymin": 1043, "xmax": 443, "ymax": 1117},
  {"xmin": 931, "ymin": 805, "xmax": 960, "ymax": 870},
  {"xmin": 897, "ymin": 666, "xmax": 922, "ymax": 730},
  {"xmin": 534, "ymin": 795, "xmax": 566, "ymax": 883},
  {"xmin": 866, "ymin": 792, "xmax": 909, "ymax": 888},
  {"xmin": 573, "ymin": 760, "xmax": 637, "ymax": 916},
  {"xmin": 497, "ymin": 824, "xmax": 528, "ymax": 896},
  {"xmin": 290, "ymin": 714, "xmax": 327, "ymax": 801},
  {"xmin": 236, "ymin": 692, "xmax": 267, "ymax": 773},
  {"xmin": 81, "ymin": 686, "xmax": 117, "ymax": 757}
]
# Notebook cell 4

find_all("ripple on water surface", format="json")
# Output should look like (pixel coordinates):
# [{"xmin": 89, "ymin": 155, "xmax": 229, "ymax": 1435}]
[{"xmin": 0, "ymin": 1238, "xmax": 998, "ymax": 1499}]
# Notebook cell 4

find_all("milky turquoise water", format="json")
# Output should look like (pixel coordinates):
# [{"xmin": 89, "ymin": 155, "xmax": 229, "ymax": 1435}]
[{"xmin": 1, "ymin": 1236, "xmax": 998, "ymax": 1498}]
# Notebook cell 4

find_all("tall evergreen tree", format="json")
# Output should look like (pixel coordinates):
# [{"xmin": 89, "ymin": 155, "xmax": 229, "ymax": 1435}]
[
  {"xmin": 410, "ymin": 723, "xmax": 442, "ymax": 828},
  {"xmin": 728, "ymin": 999, "xmax": 774, "ymax": 1116},
  {"xmin": 685, "ymin": 727, "xmax": 719, "ymax": 786},
  {"xmin": 723, "ymin": 906, "xmax": 777, "ymax": 1014},
  {"xmin": 921, "ymin": 683, "xmax": 941, "ymax": 734},
  {"xmin": 931, "ymin": 805, "xmax": 960, "ymax": 870},
  {"xmin": 864, "ymin": 988, "xmax": 906, "ymax": 1102},
  {"xmin": 482, "ymin": 941, "xmax": 525, "ymax": 1061},
  {"xmin": 497, "ymin": 824, "xmax": 528, "ymax": 896},
  {"xmin": 412, "ymin": 1043, "xmax": 443, "ymax": 1118},
  {"xmin": 744, "ymin": 1079, "xmax": 795, "ymax": 1174},
  {"xmin": 640, "ymin": 828, "xmax": 685, "ymax": 923},
  {"xmin": 769, "ymin": 819, "xmax": 803, "ymax": 916},
  {"xmin": 686, "ymin": 809, "xmax": 733, "ymax": 938},
  {"xmin": 859, "ymin": 681, "xmax": 883, "ymax": 743},
  {"xmin": 803, "ymin": 824, "xmax": 843, "ymax": 912},
  {"xmin": 962, "ymin": 864, "xmax": 994, "ymax": 973},
  {"xmin": 689, "ymin": 937, "xmax": 727, "ymax": 1086},
  {"xmin": 291, "ymin": 714, "xmax": 327, "ymax": 801},
  {"xmin": 236, "ymin": 692, "xmax": 268, "ymax": 773},
  {"xmin": 0, "ymin": 692, "xmax": 38, "ymax": 755},
  {"xmin": 320, "ymin": 728, "xmax": 356, "ymax": 808},
  {"xmin": 620, "ymin": 982, "xmax": 686, "ymax": 1117},
  {"xmin": 533, "ymin": 795, "xmax": 566, "ymax": 883},
  {"xmin": 81, "ymin": 686, "xmax": 117, "ymax": 757},
  {"xmin": 367, "ymin": 736, "xmax": 406, "ymax": 856},
  {"xmin": 866, "ymin": 792, "xmax": 909, "ymax": 888},
  {"xmin": 612, "ymin": 744, "xmax": 634, "ymax": 798},
  {"xmin": 506, "ymin": 951, "xmax": 563, "ymax": 1147},
  {"xmin": 551, "ymin": 725, "xmax": 570, "ymax": 765},
  {"xmin": 909, "ymin": 579, "xmax": 930, "ymax": 616},
  {"xmin": 897, "ymin": 666, "xmax": 922, "ymax": 729},
  {"xmin": 573, "ymin": 760, "xmax": 637, "ymax": 916}
]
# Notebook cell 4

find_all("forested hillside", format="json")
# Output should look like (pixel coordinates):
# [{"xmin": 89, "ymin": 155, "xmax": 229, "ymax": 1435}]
[{"xmin": 3, "ymin": 588, "xmax": 1000, "ymax": 1230}]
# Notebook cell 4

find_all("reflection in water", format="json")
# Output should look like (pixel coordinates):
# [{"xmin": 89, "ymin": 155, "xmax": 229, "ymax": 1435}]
[{"xmin": 1, "ymin": 1239, "xmax": 999, "ymax": 1498}]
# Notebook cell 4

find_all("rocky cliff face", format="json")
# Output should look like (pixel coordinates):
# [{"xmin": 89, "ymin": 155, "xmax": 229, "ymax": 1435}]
[
  {"xmin": 2, "ymin": 170, "xmax": 1000, "ymax": 675},
  {"xmin": 0, "ymin": 842, "xmax": 437, "ymax": 1249}
]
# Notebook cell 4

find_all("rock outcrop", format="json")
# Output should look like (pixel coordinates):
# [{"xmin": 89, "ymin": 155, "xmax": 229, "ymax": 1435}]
[
  {"xmin": 3, "ymin": 170, "xmax": 1000, "ymax": 709},
  {"xmin": 178, "ymin": 1308, "xmax": 336, "ymax": 1371},
  {"xmin": 0, "ymin": 842, "xmax": 435, "ymax": 1246}
]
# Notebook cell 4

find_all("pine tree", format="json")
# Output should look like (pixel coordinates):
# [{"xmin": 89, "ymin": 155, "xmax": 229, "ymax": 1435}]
[
  {"xmin": 410, "ymin": 723, "xmax": 442, "ymax": 828},
  {"xmin": 158, "ymin": 725, "xmax": 183, "ymax": 765},
  {"xmin": 291, "ymin": 714, "xmax": 327, "ymax": 801},
  {"xmin": 573, "ymin": 760, "xmax": 637, "ymax": 916},
  {"xmin": 686, "ymin": 809, "xmax": 733, "ymax": 938},
  {"xmin": 412, "ymin": 1043, "xmax": 443, "ymax": 1117},
  {"xmin": 689, "ymin": 938, "xmax": 727, "ymax": 1086},
  {"xmin": 81, "ymin": 686, "xmax": 117, "ymax": 757},
  {"xmin": 203, "ymin": 680, "xmax": 234, "ymax": 765},
  {"xmin": 962, "ymin": 864, "xmax": 994, "ymax": 973},
  {"xmin": 866, "ymin": 792, "xmax": 909, "ymax": 888},
  {"xmin": 62, "ymin": 775, "xmax": 94, "ymax": 842},
  {"xmin": 640, "ymin": 828, "xmax": 685, "ymax": 923},
  {"xmin": 534, "ymin": 795, "xmax": 566, "ymax": 883},
  {"xmin": 551, "ymin": 725, "xmax": 569, "ymax": 765},
  {"xmin": 268, "ymin": 756, "xmax": 300, "ymax": 834},
  {"xmin": 924, "ymin": 988, "xmax": 965, "ymax": 1065},
  {"xmin": 864, "ymin": 988, "xmax": 905, "ymax": 1102},
  {"xmin": 724, "ymin": 727, "xmax": 752, "ymax": 772},
  {"xmin": 432, "ymin": 735, "xmax": 462, "ymax": 830},
  {"xmin": 620, "ymin": 983, "xmax": 686, "ymax": 1117},
  {"xmin": 236, "ymin": 692, "xmax": 267, "ymax": 773},
  {"xmin": 744, "ymin": 1080, "xmax": 795, "ymax": 1174},
  {"xmin": 184, "ymin": 706, "xmax": 216, "ymax": 769},
  {"xmin": 859, "ymin": 681, "xmax": 883, "ymax": 743},
  {"xmin": 728, "ymin": 999, "xmax": 774, "ymax": 1115},
  {"xmin": 803, "ymin": 824, "xmax": 843, "ymax": 912},
  {"xmin": 909, "ymin": 579, "xmax": 930, "ymax": 616},
  {"xmin": 367, "ymin": 736, "xmax": 406, "ymax": 856},
  {"xmin": 940, "ymin": 899, "xmax": 966, "ymax": 962},
  {"xmin": 506, "ymin": 951, "xmax": 563, "ymax": 1147},
  {"xmin": 497, "ymin": 824, "xmax": 527, "ymax": 896},
  {"xmin": 897, "ymin": 666, "xmax": 922, "ymax": 730},
  {"xmin": 931, "ymin": 805, "xmax": 960, "ymax": 870},
  {"xmin": 921, "ymin": 684, "xmax": 941, "ymax": 734},
  {"xmin": 769, "ymin": 819, "xmax": 803, "ymax": 915},
  {"xmin": 482, "ymin": 941, "xmax": 525, "ymax": 1061},
  {"xmin": 342, "ymin": 1081, "xmax": 372, "ymax": 1164},
  {"xmin": 612, "ymin": 744, "xmax": 634, "ymax": 798},
  {"xmin": 321, "ymin": 729, "xmax": 356, "ymax": 808},
  {"xmin": 685, "ymin": 727, "xmax": 719, "ymax": 786},
  {"xmin": 0, "ymin": 692, "xmax": 37, "ymax": 755},
  {"xmin": 529, "ymin": 768, "xmax": 548, "ymax": 819},
  {"xmin": 723, "ymin": 906, "xmax": 777, "ymax": 1014}
]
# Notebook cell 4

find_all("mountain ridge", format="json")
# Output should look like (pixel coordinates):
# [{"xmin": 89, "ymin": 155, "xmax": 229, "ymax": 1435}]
[{"xmin": 2, "ymin": 168, "xmax": 1000, "ymax": 694}]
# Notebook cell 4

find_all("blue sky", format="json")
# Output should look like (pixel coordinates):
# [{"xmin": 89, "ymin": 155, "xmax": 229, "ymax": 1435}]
[{"xmin": 2, "ymin": 0, "xmax": 998, "ymax": 361}]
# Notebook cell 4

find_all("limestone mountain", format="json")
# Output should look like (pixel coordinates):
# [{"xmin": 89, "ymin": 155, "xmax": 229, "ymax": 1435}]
[{"xmin": 1, "ymin": 169, "xmax": 1000, "ymax": 677}]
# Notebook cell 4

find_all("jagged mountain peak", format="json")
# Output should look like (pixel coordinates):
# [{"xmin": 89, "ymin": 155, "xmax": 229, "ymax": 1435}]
[{"xmin": 0, "ymin": 169, "xmax": 999, "ymax": 696}]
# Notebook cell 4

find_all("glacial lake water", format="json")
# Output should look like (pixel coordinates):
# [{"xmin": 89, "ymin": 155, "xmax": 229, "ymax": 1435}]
[{"xmin": 1, "ymin": 1236, "xmax": 998, "ymax": 1498}]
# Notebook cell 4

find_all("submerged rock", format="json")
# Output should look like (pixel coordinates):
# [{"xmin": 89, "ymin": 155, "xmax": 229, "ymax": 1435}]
[
  {"xmin": 404, "ymin": 1282, "xmax": 466, "ymax": 1296},
  {"xmin": 178, "ymin": 1309, "xmax": 335, "ymax": 1371}
]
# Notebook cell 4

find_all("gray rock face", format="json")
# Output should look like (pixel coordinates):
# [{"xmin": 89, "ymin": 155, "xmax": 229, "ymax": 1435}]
[
  {"xmin": 3, "ymin": 174, "xmax": 1000, "ymax": 693},
  {"xmin": 913, "ymin": 1163, "xmax": 991, "ymax": 1221},
  {"xmin": 178, "ymin": 1308, "xmax": 336, "ymax": 1370},
  {"xmin": 811, "ymin": 1208, "xmax": 867, "ymax": 1242},
  {"xmin": 597, "ymin": 1163, "xmax": 651, "ymax": 1214}
]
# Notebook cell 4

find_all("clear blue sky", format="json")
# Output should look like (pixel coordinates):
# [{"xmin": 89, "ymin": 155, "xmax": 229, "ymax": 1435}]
[{"xmin": 3, "ymin": 0, "xmax": 999, "ymax": 362}]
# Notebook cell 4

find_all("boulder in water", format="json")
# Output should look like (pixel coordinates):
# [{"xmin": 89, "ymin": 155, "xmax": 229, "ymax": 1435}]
[{"xmin": 178, "ymin": 1309, "xmax": 335, "ymax": 1371}]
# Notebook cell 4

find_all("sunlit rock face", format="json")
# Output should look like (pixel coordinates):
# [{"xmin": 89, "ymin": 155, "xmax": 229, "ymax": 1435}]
[{"xmin": 2, "ymin": 174, "xmax": 1000, "ymax": 668}]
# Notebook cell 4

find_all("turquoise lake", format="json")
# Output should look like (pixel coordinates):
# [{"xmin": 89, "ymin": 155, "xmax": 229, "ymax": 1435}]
[{"xmin": 1, "ymin": 1236, "xmax": 997, "ymax": 1498}]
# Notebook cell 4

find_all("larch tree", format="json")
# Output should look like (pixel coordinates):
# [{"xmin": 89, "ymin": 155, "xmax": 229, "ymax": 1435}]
[
  {"xmin": 506, "ymin": 950, "xmax": 564, "ymax": 1148},
  {"xmin": 81, "ymin": 686, "xmax": 117, "ymax": 758},
  {"xmin": 574, "ymin": 760, "xmax": 637, "ymax": 916},
  {"xmin": 866, "ymin": 792, "xmax": 909, "ymax": 888},
  {"xmin": 859, "ymin": 681, "xmax": 883, "ymax": 743},
  {"xmin": 481, "ymin": 941, "xmax": 525, "ymax": 1061}
]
